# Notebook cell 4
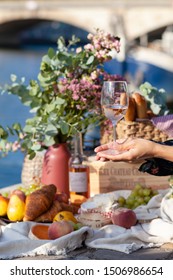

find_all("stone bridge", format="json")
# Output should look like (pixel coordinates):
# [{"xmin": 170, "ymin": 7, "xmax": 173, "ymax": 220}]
[{"xmin": 0, "ymin": 0, "xmax": 173, "ymax": 42}]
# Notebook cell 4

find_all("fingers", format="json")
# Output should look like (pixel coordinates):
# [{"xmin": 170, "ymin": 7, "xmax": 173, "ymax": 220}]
[
  {"xmin": 94, "ymin": 139, "xmax": 129, "ymax": 153},
  {"xmin": 94, "ymin": 144, "xmax": 109, "ymax": 152},
  {"xmin": 96, "ymin": 150, "xmax": 132, "ymax": 162},
  {"xmin": 94, "ymin": 141, "xmax": 118, "ymax": 153},
  {"xmin": 95, "ymin": 155, "xmax": 108, "ymax": 162}
]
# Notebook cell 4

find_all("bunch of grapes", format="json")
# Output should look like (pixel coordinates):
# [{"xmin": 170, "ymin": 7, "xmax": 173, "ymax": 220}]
[
  {"xmin": 1, "ymin": 184, "xmax": 41, "ymax": 198},
  {"xmin": 117, "ymin": 184, "xmax": 159, "ymax": 209},
  {"xmin": 17, "ymin": 184, "xmax": 41, "ymax": 196}
]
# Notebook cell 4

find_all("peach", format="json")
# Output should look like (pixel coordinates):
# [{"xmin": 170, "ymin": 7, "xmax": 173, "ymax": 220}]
[
  {"xmin": 0, "ymin": 196, "xmax": 9, "ymax": 216},
  {"xmin": 111, "ymin": 207, "xmax": 137, "ymax": 229},
  {"xmin": 11, "ymin": 189, "xmax": 26, "ymax": 202},
  {"xmin": 48, "ymin": 221, "xmax": 74, "ymax": 239}
]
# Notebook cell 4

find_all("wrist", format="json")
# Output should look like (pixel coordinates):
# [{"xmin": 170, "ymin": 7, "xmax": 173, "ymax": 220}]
[
  {"xmin": 152, "ymin": 142, "xmax": 162, "ymax": 158},
  {"xmin": 153, "ymin": 142, "xmax": 173, "ymax": 161}
]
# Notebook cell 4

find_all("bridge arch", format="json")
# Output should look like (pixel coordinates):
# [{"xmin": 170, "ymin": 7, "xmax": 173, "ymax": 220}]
[
  {"xmin": 0, "ymin": 6, "xmax": 115, "ymax": 38},
  {"xmin": 0, "ymin": 17, "xmax": 91, "ymax": 48},
  {"xmin": 1, "ymin": 4, "xmax": 173, "ymax": 42}
]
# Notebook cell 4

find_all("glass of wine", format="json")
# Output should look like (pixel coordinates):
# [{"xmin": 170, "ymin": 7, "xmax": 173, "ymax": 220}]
[{"xmin": 101, "ymin": 80, "xmax": 129, "ymax": 143}]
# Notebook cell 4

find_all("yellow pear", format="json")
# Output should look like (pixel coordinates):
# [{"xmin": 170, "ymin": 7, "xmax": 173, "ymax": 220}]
[
  {"xmin": 7, "ymin": 194, "xmax": 25, "ymax": 221},
  {"xmin": 0, "ymin": 195, "xmax": 9, "ymax": 216}
]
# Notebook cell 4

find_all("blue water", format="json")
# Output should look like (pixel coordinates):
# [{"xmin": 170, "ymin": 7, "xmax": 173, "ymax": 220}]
[{"xmin": 0, "ymin": 49, "xmax": 45, "ymax": 189}]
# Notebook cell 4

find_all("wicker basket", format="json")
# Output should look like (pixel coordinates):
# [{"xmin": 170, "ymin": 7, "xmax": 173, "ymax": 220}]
[
  {"xmin": 21, "ymin": 152, "xmax": 45, "ymax": 187},
  {"xmin": 101, "ymin": 119, "xmax": 170, "ymax": 144}
]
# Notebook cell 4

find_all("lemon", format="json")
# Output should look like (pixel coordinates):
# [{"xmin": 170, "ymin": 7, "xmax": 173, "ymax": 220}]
[{"xmin": 53, "ymin": 211, "xmax": 77, "ymax": 223}]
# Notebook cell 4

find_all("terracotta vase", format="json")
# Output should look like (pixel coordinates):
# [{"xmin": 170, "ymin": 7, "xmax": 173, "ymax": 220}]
[{"xmin": 41, "ymin": 143, "xmax": 71, "ymax": 198}]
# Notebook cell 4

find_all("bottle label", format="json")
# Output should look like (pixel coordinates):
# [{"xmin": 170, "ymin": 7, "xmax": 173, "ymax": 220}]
[{"xmin": 69, "ymin": 171, "xmax": 87, "ymax": 192}]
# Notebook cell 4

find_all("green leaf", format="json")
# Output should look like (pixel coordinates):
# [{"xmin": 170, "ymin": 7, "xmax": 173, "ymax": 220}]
[
  {"xmin": 57, "ymin": 37, "xmax": 66, "ymax": 51},
  {"xmin": 48, "ymin": 48, "xmax": 55, "ymax": 59},
  {"xmin": 0, "ymin": 139, "xmax": 6, "ymax": 149},
  {"xmin": 10, "ymin": 74, "xmax": 17, "ymax": 82},
  {"xmin": 140, "ymin": 82, "xmax": 169, "ymax": 116},
  {"xmin": 150, "ymin": 104, "xmax": 161, "ymax": 115},
  {"xmin": 86, "ymin": 55, "xmax": 95, "ymax": 65},
  {"xmin": 55, "ymin": 97, "xmax": 66, "ymax": 105},
  {"xmin": 45, "ymin": 124, "xmax": 57, "ymax": 136},
  {"xmin": 28, "ymin": 151, "xmax": 36, "ymax": 160},
  {"xmin": 0, "ymin": 127, "xmax": 8, "ymax": 138},
  {"xmin": 12, "ymin": 123, "xmax": 22, "ymax": 131},
  {"xmin": 43, "ymin": 136, "xmax": 56, "ymax": 147},
  {"xmin": 45, "ymin": 103, "xmax": 56, "ymax": 113},
  {"xmin": 41, "ymin": 54, "xmax": 51, "ymax": 65},
  {"xmin": 7, "ymin": 126, "xmax": 15, "ymax": 135},
  {"xmin": 68, "ymin": 35, "xmax": 80, "ymax": 47},
  {"xmin": 23, "ymin": 124, "xmax": 35, "ymax": 133},
  {"xmin": 60, "ymin": 120, "xmax": 69, "ymax": 135},
  {"xmin": 31, "ymin": 143, "xmax": 42, "ymax": 151}
]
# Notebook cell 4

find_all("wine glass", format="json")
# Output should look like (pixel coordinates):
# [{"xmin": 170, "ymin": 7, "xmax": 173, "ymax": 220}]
[{"xmin": 101, "ymin": 80, "xmax": 129, "ymax": 143}]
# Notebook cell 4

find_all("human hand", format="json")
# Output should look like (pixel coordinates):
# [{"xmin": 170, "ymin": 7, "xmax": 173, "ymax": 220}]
[{"xmin": 94, "ymin": 138, "xmax": 156, "ymax": 162}]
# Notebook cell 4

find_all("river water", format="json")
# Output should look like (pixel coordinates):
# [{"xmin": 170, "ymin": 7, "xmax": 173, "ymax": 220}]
[{"xmin": 0, "ymin": 48, "xmax": 45, "ymax": 189}]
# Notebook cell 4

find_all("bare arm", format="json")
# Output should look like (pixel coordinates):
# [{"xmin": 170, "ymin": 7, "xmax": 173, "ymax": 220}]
[{"xmin": 94, "ymin": 138, "xmax": 173, "ymax": 162}]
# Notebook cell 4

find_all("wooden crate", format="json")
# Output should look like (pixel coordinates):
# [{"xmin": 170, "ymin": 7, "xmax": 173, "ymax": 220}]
[{"xmin": 87, "ymin": 157, "xmax": 170, "ymax": 197}]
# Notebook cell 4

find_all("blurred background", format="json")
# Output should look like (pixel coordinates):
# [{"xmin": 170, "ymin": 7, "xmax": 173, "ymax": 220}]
[{"xmin": 0, "ymin": 0, "xmax": 173, "ymax": 188}]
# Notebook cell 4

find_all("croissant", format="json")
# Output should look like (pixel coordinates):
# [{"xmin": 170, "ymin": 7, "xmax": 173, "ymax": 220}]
[
  {"xmin": 60, "ymin": 202, "xmax": 79, "ymax": 214},
  {"xmin": 34, "ymin": 200, "xmax": 62, "ymax": 222},
  {"xmin": 23, "ymin": 184, "xmax": 57, "ymax": 221}
]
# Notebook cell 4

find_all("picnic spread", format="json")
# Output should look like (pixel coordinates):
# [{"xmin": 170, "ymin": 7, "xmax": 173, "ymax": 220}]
[{"xmin": 1, "ymin": 184, "xmax": 173, "ymax": 260}]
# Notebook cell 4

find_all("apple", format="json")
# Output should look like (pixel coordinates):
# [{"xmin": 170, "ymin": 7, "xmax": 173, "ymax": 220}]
[
  {"xmin": 111, "ymin": 207, "xmax": 137, "ymax": 229},
  {"xmin": 0, "ymin": 196, "xmax": 9, "ymax": 216},
  {"xmin": 48, "ymin": 221, "xmax": 74, "ymax": 239}
]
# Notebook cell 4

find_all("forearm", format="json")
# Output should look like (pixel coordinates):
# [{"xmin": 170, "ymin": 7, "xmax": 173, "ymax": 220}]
[{"xmin": 153, "ymin": 143, "xmax": 173, "ymax": 162}]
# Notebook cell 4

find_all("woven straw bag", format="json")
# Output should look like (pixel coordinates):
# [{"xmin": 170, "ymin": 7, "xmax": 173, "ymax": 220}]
[
  {"xmin": 100, "ymin": 119, "xmax": 170, "ymax": 145},
  {"xmin": 21, "ymin": 152, "xmax": 45, "ymax": 187}
]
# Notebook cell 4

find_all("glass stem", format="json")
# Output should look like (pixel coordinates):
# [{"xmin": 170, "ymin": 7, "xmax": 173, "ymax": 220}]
[{"xmin": 112, "ymin": 122, "xmax": 117, "ymax": 142}]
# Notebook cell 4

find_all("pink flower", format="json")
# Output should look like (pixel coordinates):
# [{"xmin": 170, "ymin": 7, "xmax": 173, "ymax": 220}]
[
  {"xmin": 84, "ymin": 44, "xmax": 94, "ymax": 51},
  {"xmin": 72, "ymin": 92, "xmax": 79, "ymax": 100},
  {"xmin": 76, "ymin": 47, "xmax": 82, "ymax": 53},
  {"xmin": 12, "ymin": 141, "xmax": 21, "ymax": 151}
]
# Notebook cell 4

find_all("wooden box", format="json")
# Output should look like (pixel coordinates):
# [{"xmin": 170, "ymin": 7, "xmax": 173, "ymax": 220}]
[{"xmin": 87, "ymin": 157, "xmax": 170, "ymax": 197}]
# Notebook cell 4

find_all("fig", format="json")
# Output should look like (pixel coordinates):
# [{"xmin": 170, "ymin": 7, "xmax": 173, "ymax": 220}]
[
  {"xmin": 111, "ymin": 207, "xmax": 137, "ymax": 229},
  {"xmin": 48, "ymin": 221, "xmax": 74, "ymax": 240}
]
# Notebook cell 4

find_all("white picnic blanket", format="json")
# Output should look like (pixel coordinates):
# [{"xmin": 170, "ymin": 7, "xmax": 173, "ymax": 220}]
[{"xmin": 1, "ymin": 188, "xmax": 173, "ymax": 259}]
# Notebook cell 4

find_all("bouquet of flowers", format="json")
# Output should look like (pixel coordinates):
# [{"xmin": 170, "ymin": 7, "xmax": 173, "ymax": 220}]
[{"xmin": 0, "ymin": 28, "xmax": 123, "ymax": 158}]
